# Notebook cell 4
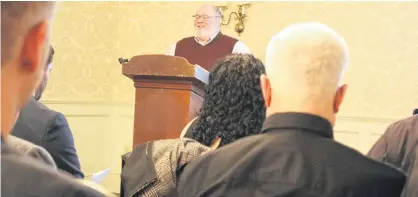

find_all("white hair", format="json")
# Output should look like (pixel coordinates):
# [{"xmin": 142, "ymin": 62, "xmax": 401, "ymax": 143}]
[
  {"xmin": 1, "ymin": 1, "xmax": 56, "ymax": 66},
  {"xmin": 214, "ymin": 6, "xmax": 222, "ymax": 17},
  {"xmin": 265, "ymin": 22, "xmax": 349, "ymax": 102}
]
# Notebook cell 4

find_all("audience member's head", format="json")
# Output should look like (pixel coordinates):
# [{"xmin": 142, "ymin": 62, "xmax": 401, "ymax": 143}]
[
  {"xmin": 191, "ymin": 54, "xmax": 266, "ymax": 147},
  {"xmin": 34, "ymin": 45, "xmax": 54, "ymax": 100},
  {"xmin": 194, "ymin": 4, "xmax": 222, "ymax": 39},
  {"xmin": 1, "ymin": 2, "xmax": 56, "ymax": 140},
  {"xmin": 262, "ymin": 22, "xmax": 349, "ymax": 126}
]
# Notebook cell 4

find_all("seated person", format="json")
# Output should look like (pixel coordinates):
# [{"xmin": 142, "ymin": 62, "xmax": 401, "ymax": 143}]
[
  {"xmin": 12, "ymin": 45, "xmax": 84, "ymax": 178},
  {"xmin": 1, "ymin": 2, "xmax": 112, "ymax": 196},
  {"xmin": 8, "ymin": 112, "xmax": 56, "ymax": 168},
  {"xmin": 177, "ymin": 22, "xmax": 406, "ymax": 197},
  {"xmin": 121, "ymin": 54, "xmax": 266, "ymax": 197},
  {"xmin": 367, "ymin": 110, "xmax": 418, "ymax": 197},
  {"xmin": 182, "ymin": 54, "xmax": 266, "ymax": 147}
]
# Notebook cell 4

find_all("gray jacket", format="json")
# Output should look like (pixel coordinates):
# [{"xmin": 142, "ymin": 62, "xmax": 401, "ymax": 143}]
[
  {"xmin": 8, "ymin": 135, "xmax": 57, "ymax": 168},
  {"xmin": 1, "ymin": 137, "xmax": 111, "ymax": 197},
  {"xmin": 368, "ymin": 114, "xmax": 418, "ymax": 197}
]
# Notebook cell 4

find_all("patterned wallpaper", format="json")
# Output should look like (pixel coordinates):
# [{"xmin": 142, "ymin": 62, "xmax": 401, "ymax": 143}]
[{"xmin": 47, "ymin": 1, "xmax": 418, "ymax": 119}]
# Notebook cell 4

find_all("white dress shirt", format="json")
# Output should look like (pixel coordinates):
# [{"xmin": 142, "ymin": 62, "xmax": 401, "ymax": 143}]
[{"xmin": 167, "ymin": 32, "xmax": 250, "ymax": 56}]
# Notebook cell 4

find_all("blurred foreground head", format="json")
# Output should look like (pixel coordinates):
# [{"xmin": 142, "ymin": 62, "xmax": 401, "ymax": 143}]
[{"xmin": 1, "ymin": 1, "xmax": 56, "ymax": 140}]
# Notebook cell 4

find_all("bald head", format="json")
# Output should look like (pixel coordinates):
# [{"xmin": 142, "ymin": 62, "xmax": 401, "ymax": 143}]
[
  {"xmin": 266, "ymin": 22, "xmax": 348, "ymax": 100},
  {"xmin": 262, "ymin": 22, "xmax": 349, "ymax": 124},
  {"xmin": 194, "ymin": 4, "xmax": 222, "ymax": 39},
  {"xmin": 197, "ymin": 4, "xmax": 222, "ymax": 16},
  {"xmin": 1, "ymin": 1, "xmax": 56, "ymax": 66}
]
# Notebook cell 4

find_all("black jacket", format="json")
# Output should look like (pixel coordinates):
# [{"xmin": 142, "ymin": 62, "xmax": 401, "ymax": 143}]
[
  {"xmin": 12, "ymin": 98, "xmax": 83, "ymax": 178},
  {"xmin": 177, "ymin": 112, "xmax": 406, "ymax": 197}
]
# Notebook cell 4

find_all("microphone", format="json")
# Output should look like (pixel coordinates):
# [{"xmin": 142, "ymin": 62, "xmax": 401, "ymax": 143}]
[{"xmin": 118, "ymin": 57, "xmax": 129, "ymax": 65}]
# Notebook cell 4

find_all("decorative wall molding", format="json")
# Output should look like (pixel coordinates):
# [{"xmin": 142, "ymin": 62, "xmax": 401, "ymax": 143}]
[
  {"xmin": 336, "ymin": 115, "xmax": 399, "ymax": 124},
  {"xmin": 334, "ymin": 129, "xmax": 357, "ymax": 134},
  {"xmin": 43, "ymin": 100, "xmax": 401, "ymax": 124},
  {"xmin": 65, "ymin": 114, "xmax": 110, "ymax": 118},
  {"xmin": 42, "ymin": 100, "xmax": 134, "ymax": 106}
]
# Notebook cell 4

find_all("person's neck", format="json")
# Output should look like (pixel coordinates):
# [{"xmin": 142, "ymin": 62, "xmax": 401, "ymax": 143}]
[
  {"xmin": 0, "ymin": 102, "xmax": 14, "ymax": 143},
  {"xmin": 267, "ymin": 102, "xmax": 336, "ymax": 126},
  {"xmin": 197, "ymin": 31, "xmax": 219, "ymax": 42},
  {"xmin": 1, "ymin": 79, "xmax": 12, "ymax": 143},
  {"xmin": 197, "ymin": 35, "xmax": 210, "ymax": 42}
]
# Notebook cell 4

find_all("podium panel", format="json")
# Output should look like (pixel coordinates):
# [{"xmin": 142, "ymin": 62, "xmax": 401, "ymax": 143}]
[{"xmin": 121, "ymin": 55, "xmax": 208, "ymax": 147}]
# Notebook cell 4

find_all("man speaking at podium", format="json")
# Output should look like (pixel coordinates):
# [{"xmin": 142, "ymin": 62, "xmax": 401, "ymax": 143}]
[{"xmin": 167, "ymin": 4, "xmax": 250, "ymax": 71}]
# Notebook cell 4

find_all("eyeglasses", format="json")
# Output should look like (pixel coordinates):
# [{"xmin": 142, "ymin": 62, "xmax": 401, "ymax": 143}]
[{"xmin": 193, "ymin": 15, "xmax": 221, "ymax": 21}]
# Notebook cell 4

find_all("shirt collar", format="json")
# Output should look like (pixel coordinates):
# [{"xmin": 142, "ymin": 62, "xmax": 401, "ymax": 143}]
[
  {"xmin": 262, "ymin": 112, "xmax": 334, "ymax": 139},
  {"xmin": 194, "ymin": 31, "xmax": 220, "ymax": 46}
]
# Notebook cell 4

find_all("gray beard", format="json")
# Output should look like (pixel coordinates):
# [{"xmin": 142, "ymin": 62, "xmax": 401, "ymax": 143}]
[{"xmin": 33, "ymin": 88, "xmax": 44, "ymax": 101}]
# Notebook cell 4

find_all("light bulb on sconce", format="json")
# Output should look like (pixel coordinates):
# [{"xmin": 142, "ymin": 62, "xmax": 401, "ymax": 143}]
[{"xmin": 217, "ymin": 3, "xmax": 251, "ymax": 36}]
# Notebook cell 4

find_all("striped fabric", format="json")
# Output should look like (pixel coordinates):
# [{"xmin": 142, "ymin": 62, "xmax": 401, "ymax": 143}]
[{"xmin": 135, "ymin": 138, "xmax": 211, "ymax": 197}]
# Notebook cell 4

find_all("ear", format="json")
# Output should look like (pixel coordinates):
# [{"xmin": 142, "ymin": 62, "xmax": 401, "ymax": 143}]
[
  {"xmin": 215, "ymin": 17, "xmax": 222, "ymax": 26},
  {"xmin": 333, "ymin": 84, "xmax": 348, "ymax": 113},
  {"xmin": 20, "ymin": 21, "xmax": 48, "ymax": 73},
  {"xmin": 209, "ymin": 137, "xmax": 221, "ymax": 150},
  {"xmin": 260, "ymin": 74, "xmax": 272, "ymax": 108}
]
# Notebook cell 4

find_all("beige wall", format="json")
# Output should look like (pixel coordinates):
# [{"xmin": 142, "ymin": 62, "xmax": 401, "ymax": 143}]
[{"xmin": 45, "ymin": 1, "xmax": 418, "ymax": 192}]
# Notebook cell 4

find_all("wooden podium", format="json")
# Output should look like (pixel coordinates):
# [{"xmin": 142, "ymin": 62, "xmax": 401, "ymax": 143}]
[{"xmin": 121, "ymin": 55, "xmax": 209, "ymax": 147}]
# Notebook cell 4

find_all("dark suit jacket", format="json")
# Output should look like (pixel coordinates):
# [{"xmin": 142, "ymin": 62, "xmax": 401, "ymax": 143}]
[
  {"xmin": 1, "ymin": 136, "xmax": 113, "ymax": 197},
  {"xmin": 12, "ymin": 98, "xmax": 84, "ymax": 178},
  {"xmin": 178, "ymin": 113, "xmax": 406, "ymax": 197}
]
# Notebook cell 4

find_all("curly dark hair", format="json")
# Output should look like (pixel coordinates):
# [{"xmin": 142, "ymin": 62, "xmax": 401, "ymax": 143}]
[{"xmin": 190, "ymin": 53, "xmax": 267, "ymax": 147}]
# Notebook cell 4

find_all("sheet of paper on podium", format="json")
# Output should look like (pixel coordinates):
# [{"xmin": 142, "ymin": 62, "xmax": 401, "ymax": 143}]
[{"xmin": 195, "ymin": 64, "xmax": 210, "ymax": 75}]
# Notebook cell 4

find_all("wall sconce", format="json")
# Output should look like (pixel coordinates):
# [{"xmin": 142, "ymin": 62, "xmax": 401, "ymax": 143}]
[{"xmin": 218, "ymin": 3, "xmax": 251, "ymax": 36}]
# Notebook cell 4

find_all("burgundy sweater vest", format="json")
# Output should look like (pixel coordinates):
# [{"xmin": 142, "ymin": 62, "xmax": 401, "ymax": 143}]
[{"xmin": 174, "ymin": 33, "xmax": 238, "ymax": 71}]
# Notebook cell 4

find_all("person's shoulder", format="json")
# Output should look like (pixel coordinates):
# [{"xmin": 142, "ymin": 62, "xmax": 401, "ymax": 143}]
[
  {"xmin": 12, "ymin": 99, "xmax": 61, "ymax": 140},
  {"xmin": 179, "ymin": 133, "xmax": 269, "ymax": 176},
  {"xmin": 343, "ymin": 158, "xmax": 406, "ymax": 196},
  {"xmin": 176, "ymin": 134, "xmax": 288, "ymax": 196},
  {"xmin": 1, "ymin": 152, "xmax": 106, "ymax": 197},
  {"xmin": 21, "ymin": 98, "xmax": 60, "ymax": 119},
  {"xmin": 25, "ymin": 98, "xmax": 50, "ymax": 111},
  {"xmin": 377, "ymin": 114, "xmax": 418, "ymax": 143},
  {"xmin": 219, "ymin": 33, "xmax": 238, "ymax": 41},
  {"xmin": 7, "ymin": 136, "xmax": 57, "ymax": 168},
  {"xmin": 388, "ymin": 115, "xmax": 418, "ymax": 133},
  {"xmin": 347, "ymin": 146, "xmax": 406, "ymax": 179},
  {"xmin": 205, "ymin": 133, "xmax": 267, "ymax": 156},
  {"xmin": 32, "ymin": 99, "xmax": 68, "ymax": 126},
  {"xmin": 326, "ymin": 139, "xmax": 406, "ymax": 188}
]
